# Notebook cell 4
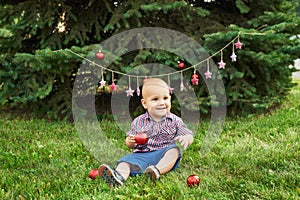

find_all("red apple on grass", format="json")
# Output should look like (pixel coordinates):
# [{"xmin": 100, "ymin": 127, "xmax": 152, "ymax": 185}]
[
  {"xmin": 88, "ymin": 169, "xmax": 99, "ymax": 180},
  {"xmin": 135, "ymin": 132, "xmax": 148, "ymax": 145},
  {"xmin": 187, "ymin": 174, "xmax": 200, "ymax": 187}
]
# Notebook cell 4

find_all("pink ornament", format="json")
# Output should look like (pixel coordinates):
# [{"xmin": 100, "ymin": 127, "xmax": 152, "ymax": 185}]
[
  {"xmin": 169, "ymin": 86, "xmax": 174, "ymax": 94},
  {"xmin": 205, "ymin": 71, "xmax": 212, "ymax": 79},
  {"xmin": 191, "ymin": 76, "xmax": 199, "ymax": 85},
  {"xmin": 235, "ymin": 40, "xmax": 243, "ymax": 49},
  {"xmin": 125, "ymin": 87, "xmax": 134, "ymax": 97},
  {"xmin": 109, "ymin": 82, "xmax": 117, "ymax": 91},
  {"xmin": 230, "ymin": 52, "xmax": 237, "ymax": 62},
  {"xmin": 136, "ymin": 87, "xmax": 140, "ymax": 96},
  {"xmin": 218, "ymin": 60, "xmax": 226, "ymax": 69},
  {"xmin": 100, "ymin": 79, "xmax": 106, "ymax": 87}
]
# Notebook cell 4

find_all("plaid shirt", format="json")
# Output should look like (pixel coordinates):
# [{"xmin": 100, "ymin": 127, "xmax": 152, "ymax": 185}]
[{"xmin": 127, "ymin": 112, "xmax": 193, "ymax": 152}]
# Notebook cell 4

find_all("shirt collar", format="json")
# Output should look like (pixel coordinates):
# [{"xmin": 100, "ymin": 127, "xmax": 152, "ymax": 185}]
[{"xmin": 145, "ymin": 111, "xmax": 173, "ymax": 121}]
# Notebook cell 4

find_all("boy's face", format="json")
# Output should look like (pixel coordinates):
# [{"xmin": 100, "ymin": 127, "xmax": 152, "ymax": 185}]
[{"xmin": 141, "ymin": 85, "xmax": 171, "ymax": 122}]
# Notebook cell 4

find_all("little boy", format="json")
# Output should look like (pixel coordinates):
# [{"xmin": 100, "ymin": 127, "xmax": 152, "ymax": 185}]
[{"xmin": 99, "ymin": 78, "xmax": 194, "ymax": 187}]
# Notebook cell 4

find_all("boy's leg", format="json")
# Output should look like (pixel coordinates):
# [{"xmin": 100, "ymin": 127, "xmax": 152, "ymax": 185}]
[
  {"xmin": 155, "ymin": 147, "xmax": 180, "ymax": 174},
  {"xmin": 115, "ymin": 162, "xmax": 131, "ymax": 180}
]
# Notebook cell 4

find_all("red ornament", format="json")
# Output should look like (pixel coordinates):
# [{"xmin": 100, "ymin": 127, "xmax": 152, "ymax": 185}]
[
  {"xmin": 191, "ymin": 74, "xmax": 198, "ymax": 79},
  {"xmin": 135, "ymin": 132, "xmax": 148, "ymax": 145},
  {"xmin": 95, "ymin": 51, "xmax": 105, "ymax": 60},
  {"xmin": 178, "ymin": 62, "xmax": 185, "ymax": 70},
  {"xmin": 235, "ymin": 40, "xmax": 243, "ymax": 49},
  {"xmin": 109, "ymin": 82, "xmax": 117, "ymax": 91},
  {"xmin": 88, "ymin": 169, "xmax": 99, "ymax": 180},
  {"xmin": 187, "ymin": 174, "xmax": 200, "ymax": 187},
  {"xmin": 191, "ymin": 73, "xmax": 199, "ymax": 85}
]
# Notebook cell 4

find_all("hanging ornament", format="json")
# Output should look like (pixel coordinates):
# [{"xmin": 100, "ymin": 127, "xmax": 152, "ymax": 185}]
[
  {"xmin": 136, "ymin": 77, "xmax": 140, "ymax": 96},
  {"xmin": 109, "ymin": 72, "xmax": 117, "ymax": 92},
  {"xmin": 205, "ymin": 60, "xmax": 212, "ymax": 79},
  {"xmin": 95, "ymin": 50, "xmax": 105, "ymax": 60},
  {"xmin": 218, "ymin": 60, "xmax": 226, "ymax": 69},
  {"xmin": 180, "ymin": 71, "xmax": 185, "ymax": 91},
  {"xmin": 191, "ymin": 67, "xmax": 199, "ymax": 85},
  {"xmin": 142, "ymin": 77, "xmax": 148, "ymax": 84},
  {"xmin": 178, "ymin": 61, "xmax": 185, "ymax": 70},
  {"xmin": 125, "ymin": 88, "xmax": 134, "ymax": 96},
  {"xmin": 100, "ymin": 79, "xmax": 106, "ymax": 87},
  {"xmin": 136, "ymin": 87, "xmax": 140, "ymax": 96},
  {"xmin": 168, "ymin": 75, "xmax": 174, "ymax": 94},
  {"xmin": 109, "ymin": 82, "xmax": 117, "ymax": 91},
  {"xmin": 125, "ymin": 76, "xmax": 134, "ymax": 97},
  {"xmin": 235, "ymin": 37, "xmax": 243, "ymax": 49},
  {"xmin": 230, "ymin": 42, "xmax": 237, "ymax": 62},
  {"xmin": 230, "ymin": 52, "xmax": 237, "ymax": 62},
  {"xmin": 63, "ymin": 31, "xmax": 252, "ymax": 95},
  {"xmin": 99, "ymin": 68, "xmax": 106, "ymax": 87},
  {"xmin": 180, "ymin": 82, "xmax": 184, "ymax": 91},
  {"xmin": 218, "ymin": 51, "xmax": 226, "ymax": 69},
  {"xmin": 191, "ymin": 73, "xmax": 199, "ymax": 79},
  {"xmin": 205, "ymin": 71, "xmax": 212, "ymax": 79}
]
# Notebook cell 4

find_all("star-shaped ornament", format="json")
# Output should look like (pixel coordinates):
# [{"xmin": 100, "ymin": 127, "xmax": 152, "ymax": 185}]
[
  {"xmin": 230, "ymin": 52, "xmax": 237, "ymax": 62},
  {"xmin": 109, "ymin": 82, "xmax": 117, "ymax": 92},
  {"xmin": 205, "ymin": 71, "xmax": 212, "ymax": 79},
  {"xmin": 218, "ymin": 60, "xmax": 226, "ymax": 69},
  {"xmin": 100, "ymin": 79, "xmax": 106, "ymax": 87},
  {"xmin": 235, "ymin": 40, "xmax": 243, "ymax": 49},
  {"xmin": 191, "ymin": 76, "xmax": 199, "ymax": 85},
  {"xmin": 125, "ymin": 87, "xmax": 134, "ymax": 97}
]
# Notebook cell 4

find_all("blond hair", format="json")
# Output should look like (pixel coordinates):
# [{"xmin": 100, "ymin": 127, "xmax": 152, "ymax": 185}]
[{"xmin": 142, "ymin": 78, "xmax": 169, "ymax": 98}]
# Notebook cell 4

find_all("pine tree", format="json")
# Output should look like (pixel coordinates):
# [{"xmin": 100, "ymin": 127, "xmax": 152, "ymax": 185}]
[{"xmin": 0, "ymin": 0, "xmax": 299, "ymax": 120}]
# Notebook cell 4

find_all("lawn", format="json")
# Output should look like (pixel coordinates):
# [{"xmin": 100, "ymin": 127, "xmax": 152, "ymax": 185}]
[{"xmin": 1, "ymin": 80, "xmax": 299, "ymax": 199}]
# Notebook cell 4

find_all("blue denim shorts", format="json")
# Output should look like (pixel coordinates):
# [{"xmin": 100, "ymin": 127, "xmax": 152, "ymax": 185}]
[{"xmin": 117, "ymin": 144, "xmax": 181, "ymax": 176}]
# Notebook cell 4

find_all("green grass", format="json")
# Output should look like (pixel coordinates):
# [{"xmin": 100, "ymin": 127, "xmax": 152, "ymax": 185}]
[{"xmin": 1, "ymin": 80, "xmax": 299, "ymax": 199}]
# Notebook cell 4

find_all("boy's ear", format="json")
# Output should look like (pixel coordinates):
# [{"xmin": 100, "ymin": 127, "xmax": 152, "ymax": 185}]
[{"xmin": 141, "ymin": 98, "xmax": 147, "ymax": 109}]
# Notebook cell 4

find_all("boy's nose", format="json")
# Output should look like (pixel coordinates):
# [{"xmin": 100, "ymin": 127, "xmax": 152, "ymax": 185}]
[{"xmin": 158, "ymin": 99, "xmax": 165, "ymax": 105}]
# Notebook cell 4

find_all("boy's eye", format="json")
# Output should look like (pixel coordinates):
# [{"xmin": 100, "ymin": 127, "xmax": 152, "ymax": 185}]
[
  {"xmin": 164, "ymin": 96, "xmax": 169, "ymax": 100},
  {"xmin": 152, "ymin": 98, "xmax": 158, "ymax": 101}
]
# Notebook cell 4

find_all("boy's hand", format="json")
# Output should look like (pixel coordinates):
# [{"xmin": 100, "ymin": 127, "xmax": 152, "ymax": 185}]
[
  {"xmin": 174, "ymin": 134, "xmax": 194, "ymax": 150},
  {"xmin": 125, "ymin": 135, "xmax": 137, "ymax": 149}
]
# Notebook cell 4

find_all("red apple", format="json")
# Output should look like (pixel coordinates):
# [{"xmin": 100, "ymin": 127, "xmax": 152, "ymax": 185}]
[
  {"xmin": 95, "ymin": 51, "xmax": 105, "ymax": 60},
  {"xmin": 135, "ymin": 132, "xmax": 148, "ymax": 145},
  {"xmin": 178, "ymin": 62, "xmax": 185, "ymax": 70},
  {"xmin": 88, "ymin": 169, "xmax": 99, "ymax": 179},
  {"xmin": 186, "ymin": 174, "xmax": 200, "ymax": 187}
]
